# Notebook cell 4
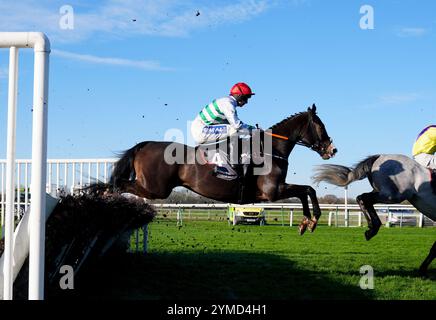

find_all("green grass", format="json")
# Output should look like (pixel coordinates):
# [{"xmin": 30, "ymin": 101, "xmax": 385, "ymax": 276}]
[{"xmin": 85, "ymin": 220, "xmax": 435, "ymax": 300}]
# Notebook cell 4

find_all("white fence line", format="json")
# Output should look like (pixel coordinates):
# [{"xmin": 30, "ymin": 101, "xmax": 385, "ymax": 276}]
[
  {"xmin": 152, "ymin": 203, "xmax": 435, "ymax": 228},
  {"xmin": 1, "ymin": 160, "xmax": 434, "ymax": 229},
  {"xmin": 0, "ymin": 159, "xmax": 117, "ymax": 222}
]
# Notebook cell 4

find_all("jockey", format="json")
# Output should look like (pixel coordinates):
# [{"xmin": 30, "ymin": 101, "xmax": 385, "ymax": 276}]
[
  {"xmin": 191, "ymin": 82, "xmax": 256, "ymax": 145},
  {"xmin": 191, "ymin": 83, "xmax": 256, "ymax": 197},
  {"xmin": 412, "ymin": 125, "xmax": 436, "ymax": 169}
]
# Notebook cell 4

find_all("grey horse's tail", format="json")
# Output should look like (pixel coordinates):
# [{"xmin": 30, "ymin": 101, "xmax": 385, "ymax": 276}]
[{"xmin": 312, "ymin": 155, "xmax": 380, "ymax": 187}]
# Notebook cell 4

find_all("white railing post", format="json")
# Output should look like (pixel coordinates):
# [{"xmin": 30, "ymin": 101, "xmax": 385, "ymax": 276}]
[
  {"xmin": 24, "ymin": 162, "xmax": 29, "ymax": 211},
  {"xmin": 16, "ymin": 164, "xmax": 21, "ymax": 218},
  {"xmin": 0, "ymin": 31, "xmax": 52, "ymax": 301},
  {"xmin": 28, "ymin": 34, "xmax": 50, "ymax": 300},
  {"xmin": 1, "ymin": 163, "xmax": 5, "ymax": 232},
  {"xmin": 47, "ymin": 163, "xmax": 52, "ymax": 194},
  {"xmin": 71, "ymin": 162, "xmax": 75, "ymax": 194},
  {"xmin": 419, "ymin": 213, "xmax": 424, "ymax": 228},
  {"xmin": 386, "ymin": 207, "xmax": 391, "ymax": 228},
  {"xmin": 344, "ymin": 186, "xmax": 349, "ymax": 227},
  {"xmin": 3, "ymin": 45, "xmax": 19, "ymax": 300}
]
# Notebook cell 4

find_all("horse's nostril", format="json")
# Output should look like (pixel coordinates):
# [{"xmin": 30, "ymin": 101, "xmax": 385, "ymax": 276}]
[{"xmin": 333, "ymin": 148, "xmax": 338, "ymax": 154}]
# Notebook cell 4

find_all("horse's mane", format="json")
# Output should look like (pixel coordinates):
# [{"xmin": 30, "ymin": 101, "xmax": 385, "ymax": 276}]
[{"xmin": 269, "ymin": 111, "xmax": 307, "ymax": 131}]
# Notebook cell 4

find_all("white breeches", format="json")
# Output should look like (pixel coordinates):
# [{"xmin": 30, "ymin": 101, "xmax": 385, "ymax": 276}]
[{"xmin": 191, "ymin": 117, "xmax": 237, "ymax": 144}]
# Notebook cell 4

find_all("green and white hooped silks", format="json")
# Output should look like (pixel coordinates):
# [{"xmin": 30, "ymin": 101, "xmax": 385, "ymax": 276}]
[{"xmin": 191, "ymin": 96, "xmax": 246, "ymax": 144}]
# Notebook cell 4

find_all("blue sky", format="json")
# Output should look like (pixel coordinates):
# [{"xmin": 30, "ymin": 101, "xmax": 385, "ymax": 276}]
[{"xmin": 0, "ymin": 0, "xmax": 435, "ymax": 198}]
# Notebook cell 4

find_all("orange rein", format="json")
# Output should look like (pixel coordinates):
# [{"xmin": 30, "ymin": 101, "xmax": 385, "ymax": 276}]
[{"xmin": 265, "ymin": 131, "xmax": 289, "ymax": 141}]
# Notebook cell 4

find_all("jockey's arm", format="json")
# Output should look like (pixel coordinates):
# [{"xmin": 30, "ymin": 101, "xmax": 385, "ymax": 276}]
[
  {"xmin": 220, "ymin": 100, "xmax": 244, "ymax": 130},
  {"xmin": 220, "ymin": 100, "xmax": 255, "ymax": 132}
]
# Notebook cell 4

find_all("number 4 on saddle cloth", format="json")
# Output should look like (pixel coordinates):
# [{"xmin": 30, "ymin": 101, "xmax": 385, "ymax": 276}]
[{"xmin": 196, "ymin": 130, "xmax": 265, "ymax": 181}]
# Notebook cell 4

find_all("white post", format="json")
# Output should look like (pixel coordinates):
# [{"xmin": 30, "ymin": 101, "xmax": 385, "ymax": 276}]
[
  {"xmin": 28, "ymin": 35, "xmax": 50, "ymax": 300},
  {"xmin": 71, "ymin": 162, "xmax": 75, "ymax": 194},
  {"xmin": 289, "ymin": 209, "xmax": 293, "ymax": 227},
  {"xmin": 328, "ymin": 211, "xmax": 332, "ymax": 227},
  {"xmin": 386, "ymin": 207, "xmax": 391, "ymax": 228},
  {"xmin": 56, "ymin": 162, "xmax": 60, "ymax": 194},
  {"xmin": 400, "ymin": 210, "xmax": 404, "ymax": 228},
  {"xmin": 419, "ymin": 213, "xmax": 424, "ymax": 228},
  {"xmin": 24, "ymin": 163, "xmax": 29, "ymax": 211},
  {"xmin": 1, "ymin": 163, "xmax": 5, "ymax": 232},
  {"xmin": 3, "ymin": 46, "xmax": 19, "ymax": 300},
  {"xmin": 47, "ymin": 163, "xmax": 52, "ymax": 194},
  {"xmin": 344, "ymin": 186, "xmax": 349, "ymax": 227},
  {"xmin": 0, "ymin": 32, "xmax": 51, "ymax": 300},
  {"xmin": 177, "ymin": 209, "xmax": 183, "ymax": 226}
]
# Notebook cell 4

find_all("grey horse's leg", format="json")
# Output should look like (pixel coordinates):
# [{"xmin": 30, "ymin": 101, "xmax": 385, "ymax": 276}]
[
  {"xmin": 419, "ymin": 241, "xmax": 436, "ymax": 277},
  {"xmin": 356, "ymin": 192, "xmax": 382, "ymax": 241}
]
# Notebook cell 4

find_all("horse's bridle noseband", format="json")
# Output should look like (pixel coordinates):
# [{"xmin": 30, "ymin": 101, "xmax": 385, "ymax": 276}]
[
  {"xmin": 296, "ymin": 138, "xmax": 333, "ymax": 155},
  {"xmin": 296, "ymin": 114, "xmax": 332, "ymax": 156}
]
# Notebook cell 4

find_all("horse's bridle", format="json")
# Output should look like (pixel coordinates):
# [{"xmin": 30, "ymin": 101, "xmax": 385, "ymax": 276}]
[
  {"xmin": 296, "ymin": 138, "xmax": 333, "ymax": 155},
  {"xmin": 295, "ymin": 114, "xmax": 332, "ymax": 156},
  {"xmin": 259, "ymin": 114, "xmax": 332, "ymax": 162}
]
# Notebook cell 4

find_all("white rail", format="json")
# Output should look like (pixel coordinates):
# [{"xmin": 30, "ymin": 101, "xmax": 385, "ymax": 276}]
[
  {"xmin": 152, "ymin": 203, "xmax": 434, "ymax": 228},
  {"xmin": 0, "ymin": 32, "xmax": 50, "ymax": 300},
  {"xmin": 0, "ymin": 159, "xmax": 117, "ymax": 216}
]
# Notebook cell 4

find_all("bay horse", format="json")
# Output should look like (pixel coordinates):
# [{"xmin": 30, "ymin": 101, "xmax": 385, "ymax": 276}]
[
  {"xmin": 110, "ymin": 104, "xmax": 337, "ymax": 234},
  {"xmin": 312, "ymin": 154, "xmax": 436, "ymax": 275}
]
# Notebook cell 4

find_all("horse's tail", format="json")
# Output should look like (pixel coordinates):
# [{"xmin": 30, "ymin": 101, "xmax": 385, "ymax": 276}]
[
  {"xmin": 110, "ymin": 142, "xmax": 150, "ymax": 188},
  {"xmin": 312, "ymin": 155, "xmax": 380, "ymax": 187}
]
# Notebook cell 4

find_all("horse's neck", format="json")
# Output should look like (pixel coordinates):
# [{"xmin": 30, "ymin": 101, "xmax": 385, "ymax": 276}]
[{"xmin": 270, "ymin": 114, "xmax": 306, "ymax": 157}]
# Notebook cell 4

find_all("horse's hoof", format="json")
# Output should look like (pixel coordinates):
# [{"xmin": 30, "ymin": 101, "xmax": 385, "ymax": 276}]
[
  {"xmin": 299, "ymin": 224, "xmax": 307, "ymax": 236},
  {"xmin": 308, "ymin": 220, "xmax": 317, "ymax": 233},
  {"xmin": 365, "ymin": 230, "xmax": 374, "ymax": 241}
]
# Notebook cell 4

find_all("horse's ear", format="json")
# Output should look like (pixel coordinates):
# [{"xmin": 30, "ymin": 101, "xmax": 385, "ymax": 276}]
[{"xmin": 307, "ymin": 104, "xmax": 316, "ymax": 116}]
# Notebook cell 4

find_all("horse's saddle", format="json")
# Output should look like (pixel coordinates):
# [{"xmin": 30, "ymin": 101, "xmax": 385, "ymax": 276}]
[{"xmin": 197, "ymin": 135, "xmax": 265, "ymax": 181}]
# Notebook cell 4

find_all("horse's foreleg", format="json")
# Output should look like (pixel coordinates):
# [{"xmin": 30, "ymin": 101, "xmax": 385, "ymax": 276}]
[
  {"xmin": 356, "ymin": 192, "xmax": 382, "ymax": 241},
  {"xmin": 306, "ymin": 186, "xmax": 322, "ymax": 233},
  {"xmin": 419, "ymin": 241, "xmax": 436, "ymax": 277},
  {"xmin": 277, "ymin": 184, "xmax": 319, "ymax": 235}
]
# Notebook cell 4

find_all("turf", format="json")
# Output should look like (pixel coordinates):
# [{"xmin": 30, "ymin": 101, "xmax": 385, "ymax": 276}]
[{"xmin": 87, "ymin": 220, "xmax": 435, "ymax": 300}]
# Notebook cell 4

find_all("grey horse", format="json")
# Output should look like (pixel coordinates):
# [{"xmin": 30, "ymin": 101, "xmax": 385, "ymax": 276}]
[{"xmin": 312, "ymin": 154, "xmax": 436, "ymax": 276}]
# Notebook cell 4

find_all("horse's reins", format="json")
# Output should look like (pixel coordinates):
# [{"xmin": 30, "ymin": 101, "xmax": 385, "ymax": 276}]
[
  {"xmin": 265, "ymin": 132, "xmax": 288, "ymax": 141},
  {"xmin": 267, "ymin": 117, "xmax": 332, "ymax": 155},
  {"xmin": 262, "ymin": 131, "xmax": 289, "ymax": 162},
  {"xmin": 263, "ymin": 118, "xmax": 331, "ymax": 161},
  {"xmin": 265, "ymin": 131, "xmax": 317, "ymax": 148}
]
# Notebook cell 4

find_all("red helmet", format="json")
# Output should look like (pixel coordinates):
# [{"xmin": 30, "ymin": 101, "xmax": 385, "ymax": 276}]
[{"xmin": 230, "ymin": 83, "xmax": 255, "ymax": 96}]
